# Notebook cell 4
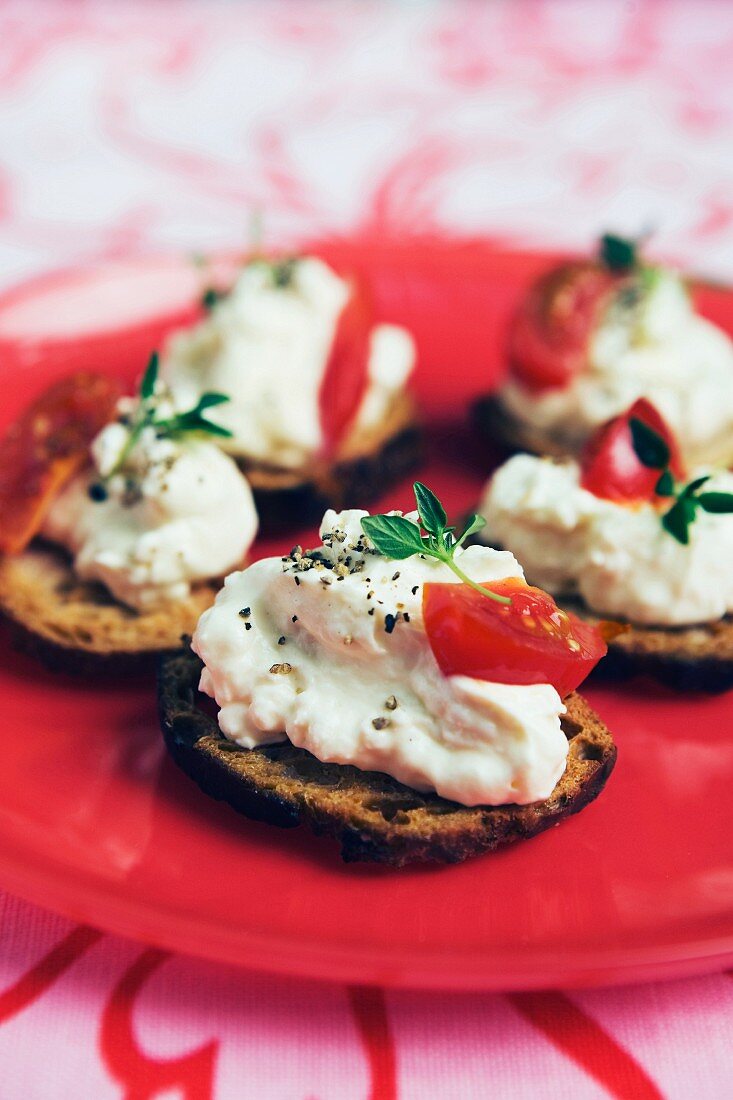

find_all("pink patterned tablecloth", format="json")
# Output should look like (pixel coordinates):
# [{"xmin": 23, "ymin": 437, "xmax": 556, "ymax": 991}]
[{"xmin": 1, "ymin": 2, "xmax": 733, "ymax": 1096}]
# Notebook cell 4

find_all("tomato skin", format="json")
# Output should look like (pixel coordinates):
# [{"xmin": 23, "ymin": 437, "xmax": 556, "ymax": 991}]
[
  {"xmin": 0, "ymin": 371, "xmax": 122, "ymax": 554},
  {"xmin": 423, "ymin": 578, "xmax": 606, "ymax": 699},
  {"xmin": 508, "ymin": 261, "xmax": 623, "ymax": 392},
  {"xmin": 580, "ymin": 398, "xmax": 685, "ymax": 503},
  {"xmin": 318, "ymin": 277, "xmax": 373, "ymax": 456}
]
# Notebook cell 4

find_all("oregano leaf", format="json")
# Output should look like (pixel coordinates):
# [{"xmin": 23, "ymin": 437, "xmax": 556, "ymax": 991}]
[
  {"xmin": 599, "ymin": 233, "xmax": 638, "ymax": 273},
  {"xmin": 697, "ymin": 492, "xmax": 733, "ymax": 514},
  {"xmin": 680, "ymin": 474, "xmax": 711, "ymax": 498},
  {"xmin": 455, "ymin": 513, "xmax": 486, "ymax": 547},
  {"xmin": 655, "ymin": 469, "xmax": 674, "ymax": 496},
  {"xmin": 195, "ymin": 392, "xmax": 230, "ymax": 411},
  {"xmin": 140, "ymin": 352, "xmax": 159, "ymax": 401},
  {"xmin": 662, "ymin": 497, "xmax": 696, "ymax": 544},
  {"xmin": 413, "ymin": 482, "xmax": 447, "ymax": 538},
  {"xmin": 361, "ymin": 515, "xmax": 426, "ymax": 559},
  {"xmin": 629, "ymin": 417, "xmax": 670, "ymax": 469},
  {"xmin": 201, "ymin": 287, "xmax": 223, "ymax": 311}
]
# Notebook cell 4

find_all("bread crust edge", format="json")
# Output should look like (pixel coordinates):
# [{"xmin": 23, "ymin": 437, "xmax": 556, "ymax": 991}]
[{"xmin": 158, "ymin": 649, "xmax": 617, "ymax": 867}]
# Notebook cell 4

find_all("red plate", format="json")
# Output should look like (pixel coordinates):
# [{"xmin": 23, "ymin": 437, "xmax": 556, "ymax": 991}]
[{"xmin": 0, "ymin": 239, "xmax": 732, "ymax": 991}]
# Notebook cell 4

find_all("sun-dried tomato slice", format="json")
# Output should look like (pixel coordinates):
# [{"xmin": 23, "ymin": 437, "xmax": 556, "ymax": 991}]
[
  {"xmin": 0, "ymin": 372, "xmax": 123, "ymax": 554},
  {"xmin": 508, "ymin": 260, "xmax": 624, "ymax": 391}
]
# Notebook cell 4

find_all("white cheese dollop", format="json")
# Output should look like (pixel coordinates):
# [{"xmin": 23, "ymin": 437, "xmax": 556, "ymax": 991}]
[
  {"xmin": 163, "ymin": 257, "xmax": 416, "ymax": 469},
  {"xmin": 192, "ymin": 509, "xmax": 569, "ymax": 808},
  {"xmin": 41, "ymin": 402, "xmax": 258, "ymax": 612},
  {"xmin": 501, "ymin": 269, "xmax": 733, "ymax": 466},
  {"xmin": 480, "ymin": 453, "xmax": 733, "ymax": 626}
]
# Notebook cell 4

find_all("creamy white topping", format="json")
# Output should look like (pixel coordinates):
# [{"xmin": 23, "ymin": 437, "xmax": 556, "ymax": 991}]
[
  {"xmin": 42, "ymin": 397, "xmax": 258, "ymax": 611},
  {"xmin": 163, "ymin": 257, "xmax": 415, "ymax": 468},
  {"xmin": 480, "ymin": 453, "xmax": 733, "ymax": 626},
  {"xmin": 501, "ymin": 269, "xmax": 733, "ymax": 465},
  {"xmin": 192, "ymin": 509, "xmax": 568, "ymax": 807}
]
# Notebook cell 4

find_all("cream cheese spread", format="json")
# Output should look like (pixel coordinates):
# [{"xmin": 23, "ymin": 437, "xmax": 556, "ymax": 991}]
[
  {"xmin": 42, "ymin": 397, "xmax": 258, "ymax": 612},
  {"xmin": 480, "ymin": 453, "xmax": 733, "ymax": 626},
  {"xmin": 501, "ymin": 269, "xmax": 733, "ymax": 465},
  {"xmin": 163, "ymin": 257, "xmax": 416, "ymax": 469},
  {"xmin": 192, "ymin": 509, "xmax": 569, "ymax": 807}
]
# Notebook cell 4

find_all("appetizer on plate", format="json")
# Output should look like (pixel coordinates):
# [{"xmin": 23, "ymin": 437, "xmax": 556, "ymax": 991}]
[
  {"xmin": 162, "ymin": 253, "xmax": 421, "ymax": 525},
  {"xmin": 159, "ymin": 484, "xmax": 615, "ymax": 866},
  {"xmin": 475, "ymin": 233, "xmax": 733, "ymax": 468},
  {"xmin": 479, "ymin": 399, "xmax": 733, "ymax": 690},
  {"xmin": 0, "ymin": 356, "xmax": 258, "ymax": 672}
]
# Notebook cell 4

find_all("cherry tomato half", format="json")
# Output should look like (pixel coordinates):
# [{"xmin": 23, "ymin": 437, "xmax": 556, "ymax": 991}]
[
  {"xmin": 0, "ymin": 371, "xmax": 122, "ymax": 554},
  {"xmin": 423, "ymin": 577, "xmax": 606, "ymax": 699},
  {"xmin": 580, "ymin": 397, "xmax": 685, "ymax": 504},
  {"xmin": 318, "ymin": 277, "xmax": 373, "ymax": 456},
  {"xmin": 508, "ymin": 261, "xmax": 622, "ymax": 391}
]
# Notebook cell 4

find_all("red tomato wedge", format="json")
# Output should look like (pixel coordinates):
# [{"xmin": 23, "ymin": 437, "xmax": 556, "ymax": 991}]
[
  {"xmin": 0, "ymin": 372, "xmax": 123, "ymax": 554},
  {"xmin": 318, "ymin": 278, "xmax": 373, "ymax": 455},
  {"xmin": 508, "ymin": 260, "xmax": 623, "ymax": 391},
  {"xmin": 423, "ymin": 578, "xmax": 606, "ymax": 699},
  {"xmin": 580, "ymin": 398, "xmax": 685, "ymax": 503}
]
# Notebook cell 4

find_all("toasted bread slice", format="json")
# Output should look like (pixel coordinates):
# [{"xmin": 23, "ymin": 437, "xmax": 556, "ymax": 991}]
[
  {"xmin": 564, "ymin": 599, "xmax": 733, "ymax": 692},
  {"xmin": 158, "ymin": 649, "xmax": 616, "ymax": 867},
  {"xmin": 241, "ymin": 390, "xmax": 422, "ymax": 528},
  {"xmin": 0, "ymin": 542, "xmax": 217, "ymax": 675}
]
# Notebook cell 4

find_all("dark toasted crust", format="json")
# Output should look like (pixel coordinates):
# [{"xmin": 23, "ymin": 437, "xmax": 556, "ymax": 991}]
[
  {"xmin": 568, "ymin": 600, "xmax": 733, "ymax": 692},
  {"xmin": 0, "ymin": 543, "xmax": 217, "ymax": 676},
  {"xmin": 158, "ymin": 649, "xmax": 617, "ymax": 867},
  {"xmin": 472, "ymin": 393, "xmax": 573, "ymax": 460},
  {"xmin": 241, "ymin": 393, "xmax": 422, "ymax": 530}
]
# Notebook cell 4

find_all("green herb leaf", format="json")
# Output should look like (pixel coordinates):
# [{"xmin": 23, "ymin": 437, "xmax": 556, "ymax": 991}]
[
  {"xmin": 655, "ymin": 469, "xmax": 674, "ymax": 496},
  {"xmin": 361, "ymin": 514, "xmax": 426, "ymax": 559},
  {"xmin": 599, "ymin": 233, "xmax": 638, "ymax": 273},
  {"xmin": 697, "ymin": 492, "xmax": 733, "ymax": 513},
  {"xmin": 630, "ymin": 417, "xmax": 670, "ymax": 469},
  {"xmin": 361, "ymin": 486, "xmax": 511, "ymax": 606},
  {"xmin": 140, "ymin": 352, "xmax": 159, "ymax": 401},
  {"xmin": 413, "ymin": 482, "xmax": 447, "ymax": 539},
  {"xmin": 201, "ymin": 287, "xmax": 223, "ymax": 311},
  {"xmin": 195, "ymin": 392, "xmax": 230, "ymax": 411},
  {"xmin": 662, "ymin": 496, "xmax": 697, "ymax": 544},
  {"xmin": 680, "ymin": 474, "xmax": 711, "ymax": 498},
  {"xmin": 455, "ymin": 513, "xmax": 486, "ymax": 548},
  {"xmin": 183, "ymin": 417, "xmax": 233, "ymax": 439}
]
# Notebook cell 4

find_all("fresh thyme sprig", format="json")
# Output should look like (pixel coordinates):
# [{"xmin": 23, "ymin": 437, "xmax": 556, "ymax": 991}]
[
  {"xmin": 630, "ymin": 417, "xmax": 733, "ymax": 544},
  {"xmin": 99, "ymin": 352, "xmax": 233, "ymax": 483},
  {"xmin": 361, "ymin": 483, "xmax": 511, "ymax": 605}
]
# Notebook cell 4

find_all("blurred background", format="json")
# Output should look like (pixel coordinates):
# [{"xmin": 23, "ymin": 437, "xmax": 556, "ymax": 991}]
[{"xmin": 1, "ymin": 0, "xmax": 732, "ymax": 282}]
